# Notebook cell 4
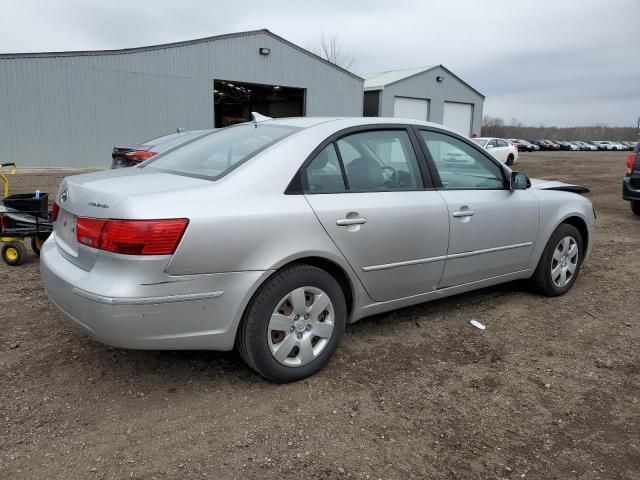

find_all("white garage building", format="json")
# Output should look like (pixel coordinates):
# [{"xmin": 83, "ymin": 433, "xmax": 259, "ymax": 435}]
[{"xmin": 363, "ymin": 66, "xmax": 484, "ymax": 137}]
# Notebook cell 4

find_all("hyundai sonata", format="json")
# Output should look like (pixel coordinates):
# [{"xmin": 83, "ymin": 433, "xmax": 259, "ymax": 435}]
[{"xmin": 41, "ymin": 116, "xmax": 595, "ymax": 382}]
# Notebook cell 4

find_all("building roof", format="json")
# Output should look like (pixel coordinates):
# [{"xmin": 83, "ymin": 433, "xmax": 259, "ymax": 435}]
[
  {"xmin": 363, "ymin": 66, "xmax": 436, "ymax": 90},
  {"xmin": 364, "ymin": 65, "xmax": 484, "ymax": 98},
  {"xmin": 0, "ymin": 29, "xmax": 363, "ymax": 81}
]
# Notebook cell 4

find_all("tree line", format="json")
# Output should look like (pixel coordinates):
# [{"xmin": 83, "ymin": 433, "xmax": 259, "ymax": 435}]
[{"xmin": 481, "ymin": 116, "xmax": 640, "ymax": 141}]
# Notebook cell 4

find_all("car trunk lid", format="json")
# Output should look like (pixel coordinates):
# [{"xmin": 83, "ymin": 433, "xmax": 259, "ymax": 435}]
[{"xmin": 54, "ymin": 168, "xmax": 210, "ymax": 271}]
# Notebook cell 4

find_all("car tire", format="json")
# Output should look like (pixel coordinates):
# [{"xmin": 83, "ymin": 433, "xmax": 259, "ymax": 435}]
[
  {"xmin": 631, "ymin": 201, "xmax": 640, "ymax": 216},
  {"xmin": 2, "ymin": 241, "xmax": 27, "ymax": 266},
  {"xmin": 531, "ymin": 223, "xmax": 583, "ymax": 296},
  {"xmin": 506, "ymin": 154, "xmax": 515, "ymax": 166},
  {"xmin": 237, "ymin": 264, "xmax": 347, "ymax": 383}
]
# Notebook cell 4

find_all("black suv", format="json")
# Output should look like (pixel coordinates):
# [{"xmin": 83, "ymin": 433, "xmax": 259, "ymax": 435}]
[{"xmin": 623, "ymin": 141, "xmax": 640, "ymax": 215}]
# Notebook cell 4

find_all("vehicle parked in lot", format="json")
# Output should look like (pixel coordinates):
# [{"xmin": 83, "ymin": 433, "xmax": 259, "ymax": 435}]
[
  {"xmin": 624, "ymin": 141, "xmax": 638, "ymax": 149},
  {"xmin": 471, "ymin": 137, "xmax": 519, "ymax": 165},
  {"xmin": 111, "ymin": 129, "xmax": 213, "ymax": 168},
  {"xmin": 531, "ymin": 140, "xmax": 560, "ymax": 151},
  {"xmin": 41, "ymin": 116, "xmax": 595, "ymax": 382},
  {"xmin": 509, "ymin": 139, "xmax": 538, "ymax": 152},
  {"xmin": 572, "ymin": 141, "xmax": 598, "ymax": 151},
  {"xmin": 593, "ymin": 140, "xmax": 625, "ymax": 151},
  {"xmin": 556, "ymin": 141, "xmax": 579, "ymax": 151},
  {"xmin": 624, "ymin": 142, "xmax": 640, "ymax": 215}
]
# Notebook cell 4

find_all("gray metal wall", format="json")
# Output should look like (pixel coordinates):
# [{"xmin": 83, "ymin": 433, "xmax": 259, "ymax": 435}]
[
  {"xmin": 0, "ymin": 31, "xmax": 363, "ymax": 168},
  {"xmin": 378, "ymin": 66, "xmax": 483, "ymax": 135}
]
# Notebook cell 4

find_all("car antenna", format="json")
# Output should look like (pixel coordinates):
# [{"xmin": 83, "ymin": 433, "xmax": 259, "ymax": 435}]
[
  {"xmin": 251, "ymin": 112, "xmax": 272, "ymax": 125},
  {"xmin": 176, "ymin": 127, "xmax": 185, "ymax": 133}
]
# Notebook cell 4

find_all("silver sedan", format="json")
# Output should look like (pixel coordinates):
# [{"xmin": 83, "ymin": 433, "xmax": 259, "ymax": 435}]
[{"xmin": 41, "ymin": 116, "xmax": 595, "ymax": 382}]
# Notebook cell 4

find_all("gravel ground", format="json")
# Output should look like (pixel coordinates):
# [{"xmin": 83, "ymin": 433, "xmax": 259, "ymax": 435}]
[{"xmin": 1, "ymin": 151, "xmax": 638, "ymax": 479}]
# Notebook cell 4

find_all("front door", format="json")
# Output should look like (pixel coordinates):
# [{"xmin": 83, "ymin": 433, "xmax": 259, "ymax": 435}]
[
  {"xmin": 417, "ymin": 129, "xmax": 539, "ymax": 287},
  {"xmin": 303, "ymin": 128, "xmax": 450, "ymax": 302}
]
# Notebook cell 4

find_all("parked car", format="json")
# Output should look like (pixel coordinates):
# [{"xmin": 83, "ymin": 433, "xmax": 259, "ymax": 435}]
[
  {"xmin": 471, "ymin": 137, "xmax": 519, "ymax": 165},
  {"xmin": 624, "ymin": 142, "xmax": 640, "ymax": 215},
  {"xmin": 111, "ymin": 129, "xmax": 213, "ymax": 168},
  {"xmin": 509, "ymin": 139, "xmax": 538, "ymax": 152},
  {"xmin": 556, "ymin": 141, "xmax": 579, "ymax": 151},
  {"xmin": 572, "ymin": 141, "xmax": 598, "ymax": 151},
  {"xmin": 593, "ymin": 141, "xmax": 625, "ymax": 151},
  {"xmin": 519, "ymin": 139, "xmax": 540, "ymax": 151},
  {"xmin": 624, "ymin": 141, "xmax": 638, "ymax": 149},
  {"xmin": 531, "ymin": 140, "xmax": 560, "ymax": 151},
  {"xmin": 41, "ymin": 116, "xmax": 595, "ymax": 382}
]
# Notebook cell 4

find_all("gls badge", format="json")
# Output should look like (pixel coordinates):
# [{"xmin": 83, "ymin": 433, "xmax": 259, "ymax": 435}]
[{"xmin": 88, "ymin": 201, "xmax": 110, "ymax": 209}]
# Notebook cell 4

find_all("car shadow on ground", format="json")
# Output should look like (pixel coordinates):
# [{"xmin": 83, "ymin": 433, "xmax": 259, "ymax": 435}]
[{"xmin": 76, "ymin": 279, "xmax": 537, "ymax": 387}]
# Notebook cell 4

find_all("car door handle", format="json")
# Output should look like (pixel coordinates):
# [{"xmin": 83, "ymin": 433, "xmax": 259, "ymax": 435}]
[
  {"xmin": 336, "ymin": 217, "xmax": 367, "ymax": 226},
  {"xmin": 452, "ymin": 210, "xmax": 475, "ymax": 218}
]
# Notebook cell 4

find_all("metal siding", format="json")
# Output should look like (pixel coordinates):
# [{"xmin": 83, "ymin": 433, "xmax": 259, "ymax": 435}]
[
  {"xmin": 380, "ymin": 66, "xmax": 483, "ymax": 136},
  {"xmin": 0, "ymin": 31, "xmax": 362, "ymax": 167}
]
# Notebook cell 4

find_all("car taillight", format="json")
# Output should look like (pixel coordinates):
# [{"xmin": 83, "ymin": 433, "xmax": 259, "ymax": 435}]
[
  {"xmin": 0, "ymin": 213, "xmax": 8, "ymax": 230},
  {"xmin": 76, "ymin": 218, "xmax": 188, "ymax": 255},
  {"xmin": 125, "ymin": 150, "xmax": 156, "ymax": 161},
  {"xmin": 51, "ymin": 202, "xmax": 60, "ymax": 221},
  {"xmin": 626, "ymin": 153, "xmax": 638, "ymax": 176}
]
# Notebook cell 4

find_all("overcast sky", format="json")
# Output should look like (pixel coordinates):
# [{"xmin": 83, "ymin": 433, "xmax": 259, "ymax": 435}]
[{"xmin": 1, "ymin": 0, "xmax": 638, "ymax": 126}]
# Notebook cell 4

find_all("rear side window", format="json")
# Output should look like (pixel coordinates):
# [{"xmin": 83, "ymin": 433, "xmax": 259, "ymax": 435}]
[
  {"xmin": 143, "ymin": 123, "xmax": 300, "ymax": 179},
  {"xmin": 305, "ymin": 144, "xmax": 346, "ymax": 193},
  {"xmin": 337, "ymin": 130, "xmax": 422, "ymax": 191}
]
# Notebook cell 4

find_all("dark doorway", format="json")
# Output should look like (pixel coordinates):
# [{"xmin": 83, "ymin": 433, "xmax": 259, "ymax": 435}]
[{"xmin": 213, "ymin": 79, "xmax": 305, "ymax": 127}]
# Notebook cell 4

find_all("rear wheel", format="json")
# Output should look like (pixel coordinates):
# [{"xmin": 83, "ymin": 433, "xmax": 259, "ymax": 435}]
[
  {"xmin": 506, "ymin": 154, "xmax": 515, "ymax": 166},
  {"xmin": 531, "ymin": 224, "xmax": 583, "ymax": 296},
  {"xmin": 631, "ymin": 201, "xmax": 640, "ymax": 216},
  {"xmin": 237, "ymin": 264, "xmax": 347, "ymax": 383},
  {"xmin": 2, "ymin": 242, "xmax": 27, "ymax": 266}
]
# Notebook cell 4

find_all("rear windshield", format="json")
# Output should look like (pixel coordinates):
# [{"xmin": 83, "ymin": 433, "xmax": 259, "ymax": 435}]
[{"xmin": 142, "ymin": 123, "xmax": 301, "ymax": 179}]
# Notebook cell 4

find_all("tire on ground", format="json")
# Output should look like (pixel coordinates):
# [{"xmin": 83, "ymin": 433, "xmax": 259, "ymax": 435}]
[
  {"xmin": 237, "ymin": 264, "xmax": 347, "ymax": 383},
  {"xmin": 531, "ymin": 223, "xmax": 584, "ymax": 296}
]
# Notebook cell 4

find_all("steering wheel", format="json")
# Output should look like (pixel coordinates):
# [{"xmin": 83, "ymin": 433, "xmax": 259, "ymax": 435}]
[{"xmin": 381, "ymin": 165, "xmax": 398, "ymax": 188}]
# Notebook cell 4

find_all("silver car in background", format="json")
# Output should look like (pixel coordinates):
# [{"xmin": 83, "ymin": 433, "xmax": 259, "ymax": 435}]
[{"xmin": 41, "ymin": 116, "xmax": 595, "ymax": 382}]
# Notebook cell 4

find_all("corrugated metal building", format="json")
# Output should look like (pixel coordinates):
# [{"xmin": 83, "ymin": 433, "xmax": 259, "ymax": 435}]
[
  {"xmin": 363, "ymin": 66, "xmax": 484, "ymax": 137},
  {"xmin": 0, "ymin": 29, "xmax": 363, "ymax": 168}
]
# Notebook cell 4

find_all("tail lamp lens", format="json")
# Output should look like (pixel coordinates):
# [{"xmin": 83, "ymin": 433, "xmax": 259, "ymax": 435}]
[
  {"xmin": 76, "ymin": 218, "xmax": 188, "ymax": 255},
  {"xmin": 124, "ymin": 150, "xmax": 156, "ymax": 161},
  {"xmin": 626, "ymin": 153, "xmax": 637, "ymax": 176},
  {"xmin": 51, "ymin": 202, "xmax": 60, "ymax": 222}
]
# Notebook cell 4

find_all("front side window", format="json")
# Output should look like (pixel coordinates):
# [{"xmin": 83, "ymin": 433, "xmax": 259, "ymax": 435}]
[
  {"xmin": 419, "ymin": 130, "xmax": 505, "ymax": 190},
  {"xmin": 143, "ymin": 123, "xmax": 300, "ymax": 179},
  {"xmin": 336, "ymin": 130, "xmax": 422, "ymax": 191}
]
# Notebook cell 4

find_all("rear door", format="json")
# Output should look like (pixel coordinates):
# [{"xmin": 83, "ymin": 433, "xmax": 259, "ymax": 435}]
[
  {"xmin": 416, "ymin": 128, "xmax": 539, "ymax": 287},
  {"xmin": 303, "ymin": 127, "xmax": 450, "ymax": 302}
]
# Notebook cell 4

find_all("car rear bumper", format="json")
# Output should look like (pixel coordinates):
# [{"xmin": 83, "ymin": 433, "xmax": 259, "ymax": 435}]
[
  {"xmin": 623, "ymin": 177, "xmax": 640, "ymax": 202},
  {"xmin": 40, "ymin": 234, "xmax": 272, "ymax": 350}
]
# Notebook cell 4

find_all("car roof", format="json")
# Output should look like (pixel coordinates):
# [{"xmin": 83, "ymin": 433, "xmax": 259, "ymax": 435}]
[{"xmin": 264, "ymin": 116, "xmax": 466, "ymax": 136}]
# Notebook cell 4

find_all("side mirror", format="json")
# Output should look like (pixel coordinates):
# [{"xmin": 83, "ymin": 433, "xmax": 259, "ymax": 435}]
[{"xmin": 510, "ymin": 171, "xmax": 530, "ymax": 190}]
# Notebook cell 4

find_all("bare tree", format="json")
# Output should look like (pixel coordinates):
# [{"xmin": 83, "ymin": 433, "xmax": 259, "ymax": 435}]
[{"xmin": 309, "ymin": 33, "xmax": 356, "ymax": 72}]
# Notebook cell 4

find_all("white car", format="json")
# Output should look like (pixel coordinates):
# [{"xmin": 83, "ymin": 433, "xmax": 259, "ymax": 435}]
[
  {"xmin": 471, "ymin": 137, "xmax": 519, "ymax": 166},
  {"xmin": 593, "ymin": 141, "xmax": 625, "ymax": 151}
]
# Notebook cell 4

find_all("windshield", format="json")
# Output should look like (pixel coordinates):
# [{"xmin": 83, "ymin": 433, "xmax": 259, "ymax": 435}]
[
  {"xmin": 472, "ymin": 138, "xmax": 488, "ymax": 147},
  {"xmin": 142, "ymin": 123, "xmax": 301, "ymax": 179}
]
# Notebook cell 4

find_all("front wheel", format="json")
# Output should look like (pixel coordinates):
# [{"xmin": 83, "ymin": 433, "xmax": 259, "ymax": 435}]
[
  {"xmin": 531, "ymin": 224, "xmax": 583, "ymax": 296},
  {"xmin": 237, "ymin": 264, "xmax": 347, "ymax": 383},
  {"xmin": 631, "ymin": 201, "xmax": 640, "ymax": 216}
]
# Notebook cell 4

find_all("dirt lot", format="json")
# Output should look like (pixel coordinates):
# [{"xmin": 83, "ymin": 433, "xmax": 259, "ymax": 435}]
[{"xmin": 1, "ymin": 152, "xmax": 639, "ymax": 480}]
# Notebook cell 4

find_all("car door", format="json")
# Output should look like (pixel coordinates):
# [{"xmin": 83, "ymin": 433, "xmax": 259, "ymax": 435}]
[
  {"xmin": 416, "ymin": 128, "xmax": 539, "ymax": 288},
  {"xmin": 303, "ymin": 127, "xmax": 450, "ymax": 302}
]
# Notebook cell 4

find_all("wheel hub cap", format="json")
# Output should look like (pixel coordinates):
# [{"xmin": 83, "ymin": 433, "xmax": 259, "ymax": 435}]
[
  {"xmin": 267, "ymin": 286, "xmax": 335, "ymax": 367},
  {"xmin": 551, "ymin": 236, "xmax": 579, "ymax": 288}
]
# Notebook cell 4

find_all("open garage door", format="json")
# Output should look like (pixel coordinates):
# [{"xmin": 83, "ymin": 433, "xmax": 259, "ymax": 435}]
[
  {"xmin": 393, "ymin": 97, "xmax": 429, "ymax": 121},
  {"xmin": 214, "ymin": 80, "xmax": 305, "ymax": 127},
  {"xmin": 443, "ymin": 102, "xmax": 473, "ymax": 136}
]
